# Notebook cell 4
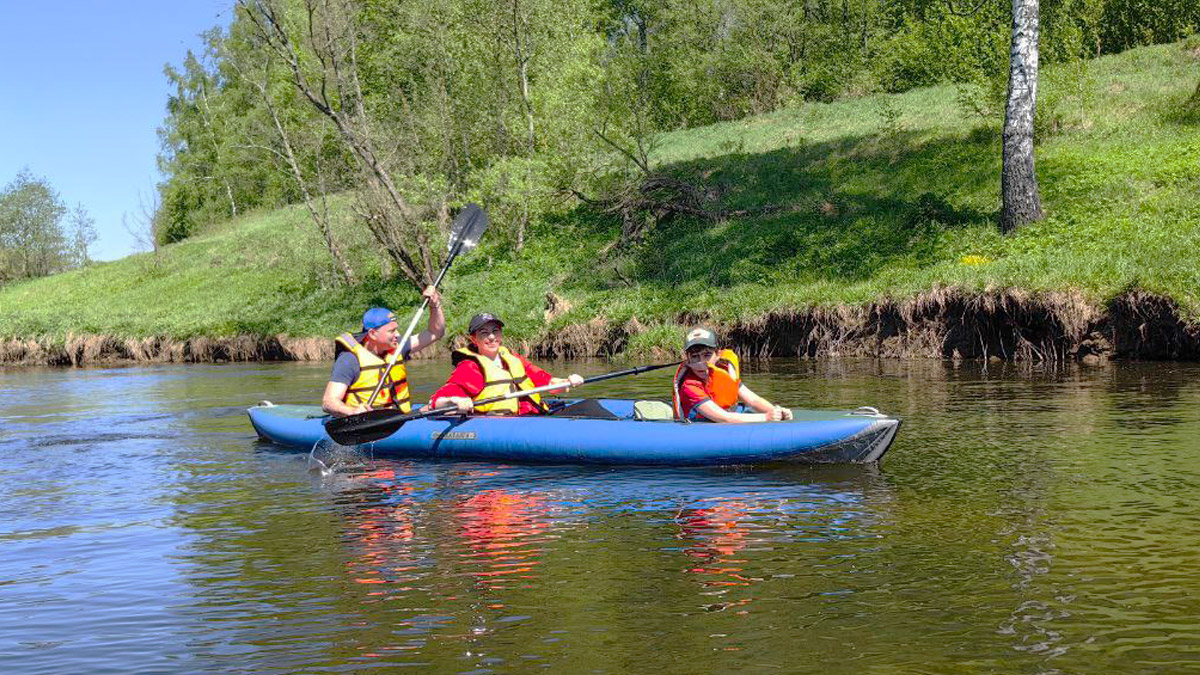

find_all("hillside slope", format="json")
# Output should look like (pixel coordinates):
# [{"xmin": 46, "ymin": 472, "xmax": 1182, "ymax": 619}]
[{"xmin": 2, "ymin": 43, "xmax": 1199, "ymax": 362}]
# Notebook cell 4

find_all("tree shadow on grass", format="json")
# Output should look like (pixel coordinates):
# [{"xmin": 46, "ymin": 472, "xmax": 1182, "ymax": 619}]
[{"xmin": 575, "ymin": 127, "xmax": 1001, "ymax": 290}]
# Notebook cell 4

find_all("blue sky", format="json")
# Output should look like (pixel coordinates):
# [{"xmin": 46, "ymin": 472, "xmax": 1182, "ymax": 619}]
[{"xmin": 1, "ymin": 1, "xmax": 233, "ymax": 261}]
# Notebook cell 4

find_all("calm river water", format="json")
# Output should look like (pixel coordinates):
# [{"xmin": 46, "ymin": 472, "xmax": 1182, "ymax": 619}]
[{"xmin": 3, "ymin": 359, "xmax": 1200, "ymax": 674}]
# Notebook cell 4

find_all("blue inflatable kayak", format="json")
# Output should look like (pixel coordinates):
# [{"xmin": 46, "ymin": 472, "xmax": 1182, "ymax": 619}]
[{"xmin": 247, "ymin": 399, "xmax": 900, "ymax": 466}]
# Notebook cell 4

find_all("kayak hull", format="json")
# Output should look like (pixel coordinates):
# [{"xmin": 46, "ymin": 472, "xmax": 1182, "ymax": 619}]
[{"xmin": 247, "ymin": 400, "xmax": 900, "ymax": 466}]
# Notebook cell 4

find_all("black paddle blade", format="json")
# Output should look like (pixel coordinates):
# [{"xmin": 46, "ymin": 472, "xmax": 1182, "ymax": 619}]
[
  {"xmin": 324, "ymin": 408, "xmax": 406, "ymax": 445},
  {"xmin": 448, "ymin": 203, "xmax": 488, "ymax": 255}
]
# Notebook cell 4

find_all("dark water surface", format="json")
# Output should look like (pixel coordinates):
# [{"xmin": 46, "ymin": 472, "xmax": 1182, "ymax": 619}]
[{"xmin": 3, "ymin": 359, "xmax": 1200, "ymax": 674}]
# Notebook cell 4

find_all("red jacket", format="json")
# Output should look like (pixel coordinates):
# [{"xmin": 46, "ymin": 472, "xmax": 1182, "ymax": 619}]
[
  {"xmin": 431, "ymin": 351, "xmax": 554, "ymax": 416},
  {"xmin": 675, "ymin": 369, "xmax": 714, "ymax": 421}
]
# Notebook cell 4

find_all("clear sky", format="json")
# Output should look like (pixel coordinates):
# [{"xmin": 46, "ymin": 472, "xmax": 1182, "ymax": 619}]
[{"xmin": 1, "ymin": 1, "xmax": 233, "ymax": 261}]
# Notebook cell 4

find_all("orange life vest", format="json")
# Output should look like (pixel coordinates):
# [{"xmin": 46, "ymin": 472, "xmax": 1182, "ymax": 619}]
[{"xmin": 672, "ymin": 349, "xmax": 742, "ymax": 420}]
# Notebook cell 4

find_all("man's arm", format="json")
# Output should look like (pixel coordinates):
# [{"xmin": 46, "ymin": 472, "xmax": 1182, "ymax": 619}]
[
  {"xmin": 322, "ymin": 352, "xmax": 366, "ymax": 417},
  {"xmin": 322, "ymin": 381, "xmax": 366, "ymax": 417},
  {"xmin": 408, "ymin": 286, "xmax": 446, "ymax": 355}
]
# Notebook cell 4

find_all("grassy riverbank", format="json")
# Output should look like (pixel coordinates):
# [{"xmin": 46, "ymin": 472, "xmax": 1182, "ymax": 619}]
[{"xmin": 2, "ymin": 42, "xmax": 1199, "ymax": 361}]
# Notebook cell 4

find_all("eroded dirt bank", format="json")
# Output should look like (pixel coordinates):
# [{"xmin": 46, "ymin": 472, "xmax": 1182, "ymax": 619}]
[
  {"xmin": 532, "ymin": 289, "xmax": 1200, "ymax": 363},
  {"xmin": 3, "ymin": 289, "xmax": 1198, "ymax": 366}
]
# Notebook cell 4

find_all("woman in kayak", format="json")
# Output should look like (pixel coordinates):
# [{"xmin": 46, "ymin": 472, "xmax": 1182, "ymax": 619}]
[
  {"xmin": 673, "ymin": 327, "xmax": 794, "ymax": 423},
  {"xmin": 431, "ymin": 313, "xmax": 583, "ymax": 416}
]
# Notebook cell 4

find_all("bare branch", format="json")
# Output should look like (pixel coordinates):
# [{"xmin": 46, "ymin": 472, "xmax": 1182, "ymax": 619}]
[
  {"xmin": 593, "ymin": 129, "xmax": 651, "ymax": 174},
  {"xmin": 236, "ymin": 0, "xmax": 434, "ymax": 289}
]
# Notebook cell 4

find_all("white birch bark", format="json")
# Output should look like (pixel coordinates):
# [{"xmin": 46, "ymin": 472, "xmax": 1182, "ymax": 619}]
[{"xmin": 1000, "ymin": 0, "xmax": 1044, "ymax": 233}]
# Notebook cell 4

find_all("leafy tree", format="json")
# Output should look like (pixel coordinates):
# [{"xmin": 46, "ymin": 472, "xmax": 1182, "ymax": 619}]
[
  {"xmin": 150, "ymin": 0, "xmax": 1198, "ymax": 252},
  {"xmin": 0, "ymin": 169, "xmax": 72, "ymax": 282},
  {"xmin": 67, "ymin": 203, "xmax": 97, "ymax": 267},
  {"xmin": 238, "ymin": 0, "xmax": 447, "ymax": 288},
  {"xmin": 157, "ymin": 28, "xmax": 306, "ymax": 246}
]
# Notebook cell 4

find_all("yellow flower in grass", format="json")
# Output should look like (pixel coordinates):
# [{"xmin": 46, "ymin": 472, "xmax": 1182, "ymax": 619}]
[{"xmin": 960, "ymin": 255, "xmax": 991, "ymax": 265}]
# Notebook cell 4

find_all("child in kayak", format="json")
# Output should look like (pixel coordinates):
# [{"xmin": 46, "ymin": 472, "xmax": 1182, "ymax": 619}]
[{"xmin": 672, "ymin": 327, "xmax": 794, "ymax": 423}]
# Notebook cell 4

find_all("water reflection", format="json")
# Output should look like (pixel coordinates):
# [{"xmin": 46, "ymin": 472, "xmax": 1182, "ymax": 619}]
[
  {"xmin": 340, "ymin": 468, "xmax": 422, "ymax": 592},
  {"xmin": 455, "ymin": 486, "xmax": 552, "ymax": 587},
  {"xmin": 676, "ymin": 498, "xmax": 758, "ymax": 616},
  {"xmin": 283, "ymin": 457, "xmax": 897, "ymax": 670},
  {"xmin": 6, "ymin": 361, "xmax": 1200, "ymax": 673}
]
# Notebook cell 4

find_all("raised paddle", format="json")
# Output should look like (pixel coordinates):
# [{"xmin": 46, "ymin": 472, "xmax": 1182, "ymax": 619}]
[
  {"xmin": 361, "ymin": 203, "xmax": 489, "ymax": 408},
  {"xmin": 325, "ymin": 362, "xmax": 678, "ymax": 445}
]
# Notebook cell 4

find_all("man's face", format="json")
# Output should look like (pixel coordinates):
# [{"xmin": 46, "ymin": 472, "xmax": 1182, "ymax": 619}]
[
  {"xmin": 470, "ymin": 323, "xmax": 503, "ymax": 357},
  {"xmin": 685, "ymin": 346, "xmax": 717, "ymax": 375},
  {"xmin": 368, "ymin": 321, "xmax": 400, "ymax": 351}
]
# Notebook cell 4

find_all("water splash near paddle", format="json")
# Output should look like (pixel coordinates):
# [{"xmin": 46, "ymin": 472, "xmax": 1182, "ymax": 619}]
[{"xmin": 308, "ymin": 438, "xmax": 370, "ymax": 476}]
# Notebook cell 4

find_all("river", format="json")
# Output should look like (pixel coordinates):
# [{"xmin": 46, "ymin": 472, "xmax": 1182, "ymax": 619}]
[{"xmin": 3, "ymin": 359, "xmax": 1200, "ymax": 674}]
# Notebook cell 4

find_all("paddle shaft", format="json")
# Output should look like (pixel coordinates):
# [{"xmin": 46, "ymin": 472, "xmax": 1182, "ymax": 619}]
[
  {"xmin": 399, "ymin": 362, "xmax": 674, "ymax": 422},
  {"xmin": 363, "ymin": 220, "xmax": 471, "ymax": 408},
  {"xmin": 328, "ymin": 362, "xmax": 677, "ymax": 444}
]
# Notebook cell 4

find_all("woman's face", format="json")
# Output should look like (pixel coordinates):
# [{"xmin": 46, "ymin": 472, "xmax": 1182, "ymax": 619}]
[{"xmin": 470, "ymin": 323, "xmax": 503, "ymax": 359}]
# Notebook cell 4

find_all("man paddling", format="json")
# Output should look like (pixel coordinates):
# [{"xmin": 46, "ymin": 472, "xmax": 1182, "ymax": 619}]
[
  {"xmin": 321, "ymin": 286, "xmax": 446, "ymax": 417},
  {"xmin": 430, "ymin": 312, "xmax": 583, "ymax": 416},
  {"xmin": 673, "ymin": 326, "xmax": 793, "ymax": 423}
]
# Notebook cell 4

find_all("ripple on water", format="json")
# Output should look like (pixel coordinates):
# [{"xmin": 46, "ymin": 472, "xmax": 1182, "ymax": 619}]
[{"xmin": 4, "ymin": 361, "xmax": 1200, "ymax": 673}]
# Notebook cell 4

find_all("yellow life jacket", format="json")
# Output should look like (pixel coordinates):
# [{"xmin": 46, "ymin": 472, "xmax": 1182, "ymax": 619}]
[
  {"xmin": 334, "ymin": 332, "xmax": 411, "ymax": 413},
  {"xmin": 672, "ymin": 349, "xmax": 742, "ymax": 420},
  {"xmin": 452, "ymin": 345, "xmax": 547, "ymax": 415}
]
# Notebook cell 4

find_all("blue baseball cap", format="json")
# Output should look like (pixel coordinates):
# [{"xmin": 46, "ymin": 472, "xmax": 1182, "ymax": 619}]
[{"xmin": 362, "ymin": 307, "xmax": 397, "ymax": 331}]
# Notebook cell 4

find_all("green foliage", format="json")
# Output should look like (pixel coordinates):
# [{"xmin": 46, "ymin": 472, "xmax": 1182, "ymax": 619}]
[
  {"xmin": 0, "ymin": 169, "xmax": 94, "ymax": 283},
  {"xmin": 154, "ymin": 24, "xmax": 344, "ymax": 247},
  {"xmin": 876, "ymin": 9, "xmax": 1007, "ymax": 93},
  {"xmin": 152, "ymin": 0, "xmax": 1200, "ymax": 267},
  {"xmin": 1097, "ymin": 0, "xmax": 1200, "ymax": 53},
  {"xmin": 7, "ymin": 43, "xmax": 1200, "ymax": 348},
  {"xmin": 66, "ymin": 204, "xmax": 97, "ymax": 267},
  {"xmin": 1036, "ymin": 57, "xmax": 1097, "ymax": 138}
]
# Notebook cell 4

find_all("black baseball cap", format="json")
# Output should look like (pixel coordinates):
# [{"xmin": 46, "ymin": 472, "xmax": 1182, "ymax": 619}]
[{"xmin": 468, "ymin": 312, "xmax": 505, "ymax": 334}]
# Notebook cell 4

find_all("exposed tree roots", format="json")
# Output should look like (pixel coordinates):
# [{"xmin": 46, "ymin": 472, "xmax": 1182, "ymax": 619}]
[
  {"xmin": 530, "ymin": 288, "xmax": 1200, "ymax": 363},
  {"xmin": 3, "ymin": 289, "xmax": 1198, "ymax": 366}
]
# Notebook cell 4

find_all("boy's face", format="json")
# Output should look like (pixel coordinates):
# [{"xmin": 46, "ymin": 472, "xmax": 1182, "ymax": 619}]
[{"xmin": 685, "ymin": 346, "xmax": 717, "ymax": 375}]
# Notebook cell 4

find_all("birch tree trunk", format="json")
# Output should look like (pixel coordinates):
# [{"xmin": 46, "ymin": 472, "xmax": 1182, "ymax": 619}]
[
  {"xmin": 1000, "ymin": 0, "xmax": 1043, "ymax": 233},
  {"xmin": 511, "ymin": 0, "xmax": 535, "ymax": 251}
]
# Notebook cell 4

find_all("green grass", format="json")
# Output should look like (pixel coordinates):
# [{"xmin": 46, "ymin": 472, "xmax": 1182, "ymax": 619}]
[
  {"xmin": 3, "ymin": 42, "xmax": 1199, "ymax": 352},
  {"xmin": 549, "ymin": 42, "xmax": 1200, "ymax": 329}
]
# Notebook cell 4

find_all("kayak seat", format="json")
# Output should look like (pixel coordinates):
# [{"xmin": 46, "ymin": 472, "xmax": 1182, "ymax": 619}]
[
  {"xmin": 633, "ymin": 400, "xmax": 674, "ymax": 421},
  {"xmin": 547, "ymin": 398, "xmax": 621, "ymax": 419}
]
